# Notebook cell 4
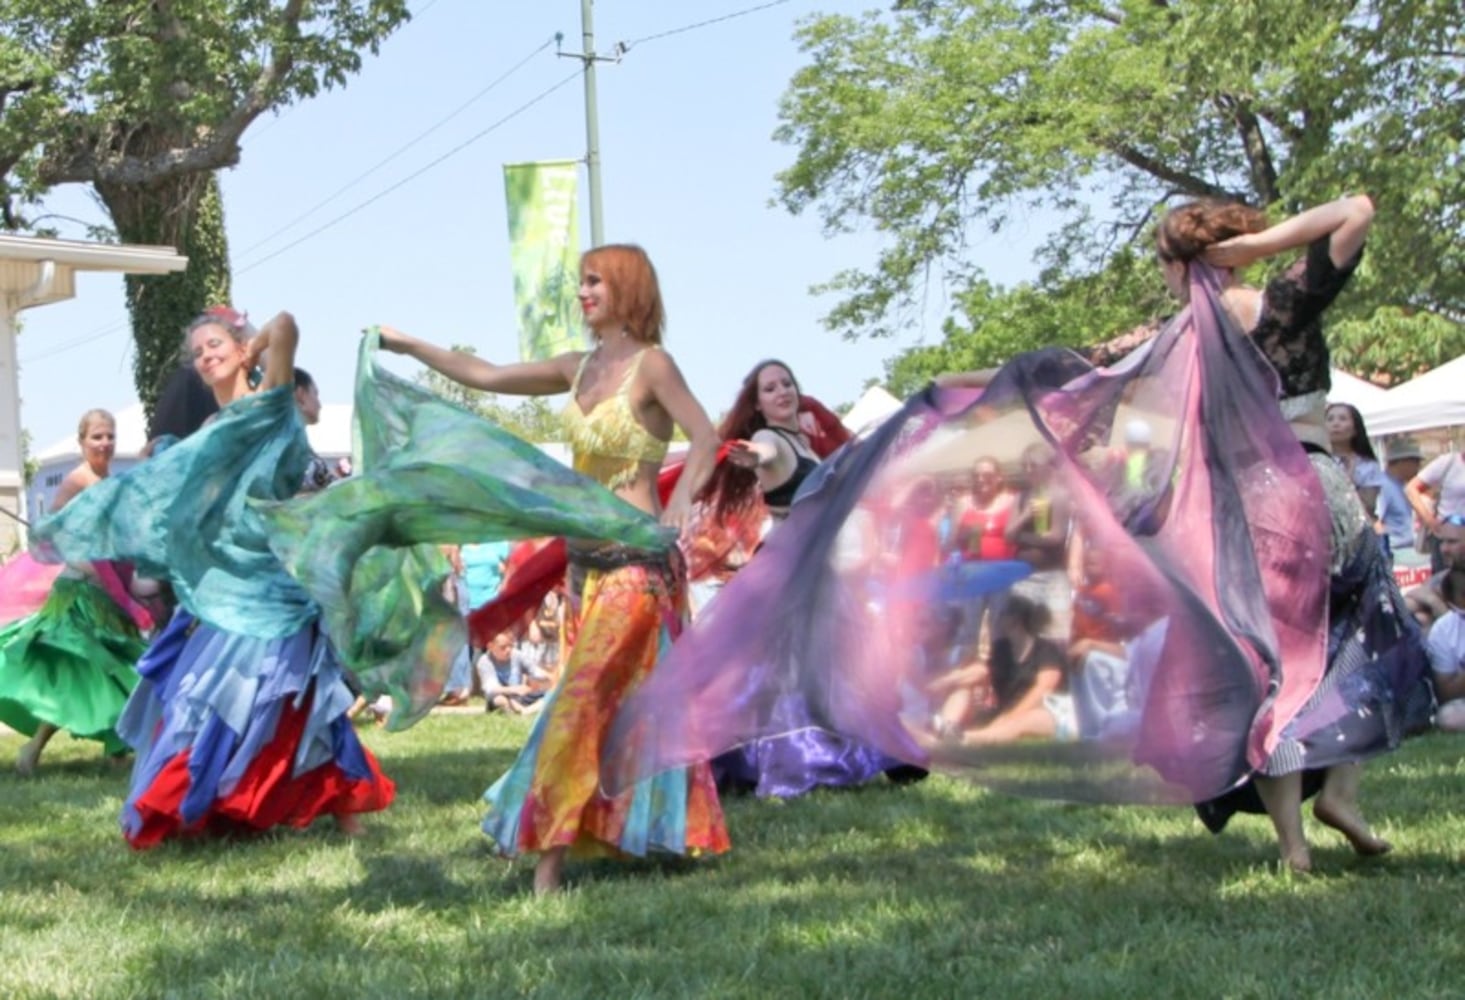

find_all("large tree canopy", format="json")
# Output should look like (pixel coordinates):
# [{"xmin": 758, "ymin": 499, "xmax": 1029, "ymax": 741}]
[
  {"xmin": 776, "ymin": 0, "xmax": 1465, "ymax": 387},
  {"xmin": 0, "ymin": 0, "xmax": 410, "ymax": 410}
]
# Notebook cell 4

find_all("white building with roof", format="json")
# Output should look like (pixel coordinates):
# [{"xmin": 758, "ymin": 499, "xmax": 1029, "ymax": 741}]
[{"xmin": 1, "ymin": 234, "xmax": 187, "ymax": 554}]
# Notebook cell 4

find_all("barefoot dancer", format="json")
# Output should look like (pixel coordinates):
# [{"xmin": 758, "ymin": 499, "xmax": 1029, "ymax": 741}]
[
  {"xmin": 0, "ymin": 410, "xmax": 148, "ymax": 775},
  {"xmin": 33, "ymin": 308, "xmax": 394, "ymax": 846},
  {"xmin": 1089, "ymin": 196, "xmax": 1428, "ymax": 870},
  {"xmin": 380, "ymin": 245, "xmax": 729, "ymax": 892}
]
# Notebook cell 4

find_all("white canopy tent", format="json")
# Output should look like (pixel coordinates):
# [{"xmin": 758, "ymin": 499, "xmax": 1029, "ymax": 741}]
[
  {"xmin": 1326, "ymin": 368, "xmax": 1389, "ymax": 410},
  {"xmin": 0, "ymin": 235, "xmax": 187, "ymax": 555},
  {"xmin": 1357, "ymin": 354, "xmax": 1465, "ymax": 438},
  {"xmin": 842, "ymin": 384, "xmax": 902, "ymax": 435}
]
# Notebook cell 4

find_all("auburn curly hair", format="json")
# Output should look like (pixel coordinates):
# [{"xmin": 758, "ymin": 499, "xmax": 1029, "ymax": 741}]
[{"xmin": 1157, "ymin": 200, "xmax": 1268, "ymax": 263}]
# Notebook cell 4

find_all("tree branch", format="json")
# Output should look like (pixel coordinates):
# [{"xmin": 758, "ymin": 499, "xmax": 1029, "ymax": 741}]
[
  {"xmin": 40, "ymin": 0, "xmax": 307, "ymax": 187},
  {"xmin": 1102, "ymin": 142, "xmax": 1242, "ymax": 201},
  {"xmin": 1252, "ymin": 103, "xmax": 1304, "ymax": 145},
  {"xmin": 1217, "ymin": 96, "xmax": 1279, "ymax": 204}
]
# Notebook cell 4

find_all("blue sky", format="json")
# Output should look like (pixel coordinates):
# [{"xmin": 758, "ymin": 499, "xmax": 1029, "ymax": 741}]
[{"xmin": 17, "ymin": 0, "xmax": 1046, "ymax": 451}]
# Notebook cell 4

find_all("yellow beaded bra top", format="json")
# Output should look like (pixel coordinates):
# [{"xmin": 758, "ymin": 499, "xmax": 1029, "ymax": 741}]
[{"xmin": 560, "ymin": 347, "xmax": 669, "ymax": 490}]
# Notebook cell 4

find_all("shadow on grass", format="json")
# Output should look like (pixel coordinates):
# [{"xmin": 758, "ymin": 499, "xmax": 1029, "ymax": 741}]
[{"xmin": 6, "ymin": 722, "xmax": 1465, "ymax": 1000}]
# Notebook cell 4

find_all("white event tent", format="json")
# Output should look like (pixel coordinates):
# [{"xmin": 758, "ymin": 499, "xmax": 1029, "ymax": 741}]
[
  {"xmin": 842, "ymin": 385, "xmax": 902, "ymax": 435},
  {"xmin": 1326, "ymin": 368, "xmax": 1390, "ymax": 411},
  {"xmin": 1357, "ymin": 354, "xmax": 1465, "ymax": 438}
]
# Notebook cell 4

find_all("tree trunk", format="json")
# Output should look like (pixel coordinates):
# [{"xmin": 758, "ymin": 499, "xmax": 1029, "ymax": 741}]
[{"xmin": 95, "ymin": 172, "xmax": 231, "ymax": 417}]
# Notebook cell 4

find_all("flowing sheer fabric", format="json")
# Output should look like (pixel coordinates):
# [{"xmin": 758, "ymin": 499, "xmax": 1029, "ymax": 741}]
[
  {"xmin": 605, "ymin": 266, "xmax": 1333, "ymax": 804},
  {"xmin": 32, "ymin": 388, "xmax": 317, "ymax": 637},
  {"xmin": 29, "ymin": 388, "xmax": 395, "ymax": 845},
  {"xmin": 0, "ymin": 553, "xmax": 64, "ymax": 626},
  {"xmin": 257, "ymin": 331, "xmax": 673, "ymax": 726}
]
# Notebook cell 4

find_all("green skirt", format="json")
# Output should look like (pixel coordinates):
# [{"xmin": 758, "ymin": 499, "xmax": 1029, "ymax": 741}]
[{"xmin": 0, "ymin": 576, "xmax": 145, "ymax": 754}]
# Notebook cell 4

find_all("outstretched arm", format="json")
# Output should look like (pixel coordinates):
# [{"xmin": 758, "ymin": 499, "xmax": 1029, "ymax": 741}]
[
  {"xmin": 935, "ymin": 368, "xmax": 999, "ymax": 390},
  {"xmin": 378, "ymin": 324, "xmax": 577, "ymax": 396}
]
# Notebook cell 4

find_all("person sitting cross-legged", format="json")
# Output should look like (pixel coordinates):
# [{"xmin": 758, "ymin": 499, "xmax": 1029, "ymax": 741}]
[{"xmin": 476, "ymin": 631, "xmax": 546, "ymax": 715}]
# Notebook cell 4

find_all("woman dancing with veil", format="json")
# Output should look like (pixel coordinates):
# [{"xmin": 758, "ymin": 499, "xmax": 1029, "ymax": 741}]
[
  {"xmin": 0, "ymin": 409, "xmax": 149, "ymax": 776},
  {"xmin": 377, "ymin": 244, "xmax": 729, "ymax": 893},
  {"xmin": 603, "ymin": 195, "xmax": 1431, "ymax": 873},
  {"xmin": 1126, "ymin": 196, "xmax": 1429, "ymax": 871},
  {"xmin": 32, "ymin": 308, "xmax": 395, "ymax": 846},
  {"xmin": 695, "ymin": 359, "xmax": 918, "ymax": 797}
]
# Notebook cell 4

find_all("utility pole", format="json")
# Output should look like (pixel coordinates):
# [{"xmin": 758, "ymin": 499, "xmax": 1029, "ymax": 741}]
[{"xmin": 559, "ymin": 1, "xmax": 624, "ymax": 248}]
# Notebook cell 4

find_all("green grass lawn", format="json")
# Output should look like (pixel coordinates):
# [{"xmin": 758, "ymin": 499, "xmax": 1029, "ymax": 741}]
[{"xmin": 3, "ymin": 714, "xmax": 1463, "ymax": 1000}]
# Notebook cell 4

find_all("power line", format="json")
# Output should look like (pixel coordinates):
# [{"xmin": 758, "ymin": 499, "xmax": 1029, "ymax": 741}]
[
  {"xmin": 237, "ymin": 36, "xmax": 557, "ymax": 258},
  {"xmin": 23, "ymin": 37, "xmax": 566, "ymax": 364},
  {"xmin": 237, "ymin": 69, "xmax": 582, "ymax": 276},
  {"xmin": 248, "ymin": 0, "xmax": 453, "ymax": 142},
  {"xmin": 23, "ymin": 1, "xmax": 804, "ymax": 364},
  {"xmin": 21, "ymin": 317, "xmax": 129, "ymax": 363},
  {"xmin": 622, "ymin": 0, "xmax": 794, "ymax": 49}
]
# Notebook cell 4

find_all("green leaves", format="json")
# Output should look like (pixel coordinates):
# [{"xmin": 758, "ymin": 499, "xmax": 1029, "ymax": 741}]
[
  {"xmin": 0, "ymin": 0, "xmax": 411, "ymax": 200},
  {"xmin": 776, "ymin": 0, "xmax": 1465, "ymax": 371},
  {"xmin": 0, "ymin": 0, "xmax": 410, "ymax": 416}
]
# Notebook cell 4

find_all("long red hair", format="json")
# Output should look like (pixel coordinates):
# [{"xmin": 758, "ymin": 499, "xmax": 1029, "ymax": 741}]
[{"xmin": 698, "ymin": 360, "xmax": 852, "ymax": 521}]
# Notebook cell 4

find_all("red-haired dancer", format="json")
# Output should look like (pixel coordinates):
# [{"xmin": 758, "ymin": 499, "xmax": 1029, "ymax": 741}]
[{"xmin": 380, "ymin": 244, "xmax": 729, "ymax": 893}]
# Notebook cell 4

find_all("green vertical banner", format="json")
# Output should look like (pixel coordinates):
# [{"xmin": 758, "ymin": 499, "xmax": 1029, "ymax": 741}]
[{"xmin": 503, "ymin": 160, "xmax": 583, "ymax": 360}]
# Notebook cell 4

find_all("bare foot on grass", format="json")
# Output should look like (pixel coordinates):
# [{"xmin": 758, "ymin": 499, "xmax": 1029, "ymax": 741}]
[
  {"xmin": 1314, "ymin": 800, "xmax": 1392, "ymax": 856},
  {"xmin": 1279, "ymin": 850, "xmax": 1313, "ymax": 875},
  {"xmin": 534, "ymin": 847, "xmax": 567, "ymax": 895},
  {"xmin": 15, "ymin": 738, "xmax": 41, "ymax": 778}
]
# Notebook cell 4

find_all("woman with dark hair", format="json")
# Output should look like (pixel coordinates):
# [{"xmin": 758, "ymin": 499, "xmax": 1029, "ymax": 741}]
[
  {"xmin": 684, "ymin": 362, "xmax": 849, "ymax": 617},
  {"xmin": 931, "ymin": 594, "xmax": 1073, "ymax": 746},
  {"xmin": 379, "ymin": 243, "xmax": 729, "ymax": 893},
  {"xmin": 1102, "ymin": 195, "xmax": 1427, "ymax": 871},
  {"xmin": 1325, "ymin": 402, "xmax": 1386, "ymax": 514},
  {"xmin": 33, "ymin": 307, "xmax": 395, "ymax": 846}
]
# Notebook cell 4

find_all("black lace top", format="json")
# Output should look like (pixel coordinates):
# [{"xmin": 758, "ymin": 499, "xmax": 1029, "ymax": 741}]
[{"xmin": 1082, "ymin": 236, "xmax": 1364, "ymax": 400}]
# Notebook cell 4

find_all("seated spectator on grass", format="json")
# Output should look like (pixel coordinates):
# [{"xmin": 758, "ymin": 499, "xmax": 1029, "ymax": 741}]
[
  {"xmin": 1407, "ymin": 515, "xmax": 1465, "ymax": 632},
  {"xmin": 1422, "ymin": 515, "xmax": 1465, "ymax": 732},
  {"xmin": 515, "ymin": 622, "xmax": 558, "ymax": 691},
  {"xmin": 929, "ymin": 595, "xmax": 1072, "ymax": 746},
  {"xmin": 476, "ymin": 631, "xmax": 547, "ymax": 714}
]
